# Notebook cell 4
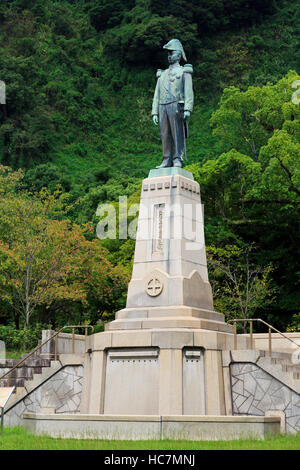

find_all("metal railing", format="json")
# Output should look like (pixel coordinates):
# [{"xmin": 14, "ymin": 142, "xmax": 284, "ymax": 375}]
[
  {"xmin": 228, "ymin": 318, "xmax": 300, "ymax": 356},
  {"xmin": 0, "ymin": 325, "xmax": 94, "ymax": 387}
]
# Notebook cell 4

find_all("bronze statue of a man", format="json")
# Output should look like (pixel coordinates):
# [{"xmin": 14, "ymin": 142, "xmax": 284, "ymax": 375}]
[{"xmin": 152, "ymin": 39, "xmax": 194, "ymax": 168}]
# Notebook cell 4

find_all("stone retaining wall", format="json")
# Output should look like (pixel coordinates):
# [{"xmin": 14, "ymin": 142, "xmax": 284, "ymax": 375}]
[
  {"xmin": 231, "ymin": 362, "xmax": 300, "ymax": 433},
  {"xmin": 5, "ymin": 365, "xmax": 84, "ymax": 427},
  {"xmin": 23, "ymin": 413, "xmax": 280, "ymax": 441}
]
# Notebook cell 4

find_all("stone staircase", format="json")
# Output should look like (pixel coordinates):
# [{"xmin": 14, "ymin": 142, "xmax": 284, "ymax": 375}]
[
  {"xmin": 229, "ymin": 349, "xmax": 300, "ymax": 393},
  {"xmin": 269, "ymin": 351, "xmax": 300, "ymax": 380},
  {"xmin": 0, "ymin": 326, "xmax": 89, "ymax": 391},
  {"xmin": 0, "ymin": 348, "xmax": 53, "ymax": 389},
  {"xmin": 228, "ymin": 348, "xmax": 300, "ymax": 433},
  {"xmin": 3, "ymin": 355, "xmax": 84, "ymax": 426},
  {"xmin": 256, "ymin": 350, "xmax": 300, "ymax": 393}
]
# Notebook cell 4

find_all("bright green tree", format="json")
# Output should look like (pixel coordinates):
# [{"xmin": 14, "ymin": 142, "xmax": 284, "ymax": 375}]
[{"xmin": 188, "ymin": 71, "xmax": 300, "ymax": 327}]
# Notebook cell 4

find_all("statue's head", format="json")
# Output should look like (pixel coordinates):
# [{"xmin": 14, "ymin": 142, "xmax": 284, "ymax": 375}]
[{"xmin": 163, "ymin": 39, "xmax": 187, "ymax": 64}]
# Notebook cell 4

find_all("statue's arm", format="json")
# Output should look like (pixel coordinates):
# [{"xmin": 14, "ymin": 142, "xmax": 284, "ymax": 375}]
[
  {"xmin": 152, "ymin": 69, "xmax": 161, "ymax": 125},
  {"xmin": 183, "ymin": 65, "xmax": 194, "ymax": 114},
  {"xmin": 152, "ymin": 71, "xmax": 161, "ymax": 119}
]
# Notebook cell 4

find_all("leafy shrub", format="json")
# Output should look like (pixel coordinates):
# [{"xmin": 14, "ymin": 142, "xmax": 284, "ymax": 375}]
[{"xmin": 0, "ymin": 324, "xmax": 49, "ymax": 351}]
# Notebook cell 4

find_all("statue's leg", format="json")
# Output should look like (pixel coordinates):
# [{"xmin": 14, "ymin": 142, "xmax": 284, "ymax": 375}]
[
  {"xmin": 156, "ymin": 104, "xmax": 172, "ymax": 168},
  {"xmin": 168, "ymin": 102, "xmax": 185, "ymax": 167}
]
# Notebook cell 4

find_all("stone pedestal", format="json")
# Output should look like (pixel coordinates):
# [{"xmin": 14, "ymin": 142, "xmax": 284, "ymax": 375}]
[
  {"xmin": 81, "ymin": 168, "xmax": 239, "ymax": 417},
  {"xmin": 107, "ymin": 168, "xmax": 232, "ymax": 333},
  {"xmin": 81, "ymin": 328, "xmax": 248, "ymax": 416}
]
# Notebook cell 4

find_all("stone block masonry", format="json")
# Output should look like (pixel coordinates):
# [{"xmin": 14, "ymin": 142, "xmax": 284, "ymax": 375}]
[{"xmin": 22, "ymin": 413, "xmax": 281, "ymax": 440}]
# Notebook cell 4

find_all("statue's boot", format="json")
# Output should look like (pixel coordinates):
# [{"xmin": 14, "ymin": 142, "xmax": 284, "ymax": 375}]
[
  {"xmin": 173, "ymin": 158, "xmax": 183, "ymax": 168},
  {"xmin": 156, "ymin": 157, "xmax": 172, "ymax": 169}
]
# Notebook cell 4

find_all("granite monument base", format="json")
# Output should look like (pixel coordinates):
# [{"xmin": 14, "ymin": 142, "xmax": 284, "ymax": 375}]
[{"xmin": 80, "ymin": 328, "xmax": 249, "ymax": 416}]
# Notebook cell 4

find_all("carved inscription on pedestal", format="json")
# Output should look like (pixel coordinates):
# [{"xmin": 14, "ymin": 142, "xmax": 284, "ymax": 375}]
[{"xmin": 152, "ymin": 203, "xmax": 165, "ymax": 254}]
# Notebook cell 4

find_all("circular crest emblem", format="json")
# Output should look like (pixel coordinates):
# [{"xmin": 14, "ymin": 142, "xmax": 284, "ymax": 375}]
[{"xmin": 146, "ymin": 276, "xmax": 163, "ymax": 297}]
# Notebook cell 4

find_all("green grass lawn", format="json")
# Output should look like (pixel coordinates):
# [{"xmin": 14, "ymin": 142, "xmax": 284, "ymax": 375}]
[
  {"xmin": 5, "ymin": 351, "xmax": 27, "ymax": 359},
  {"xmin": 0, "ymin": 427, "xmax": 300, "ymax": 450}
]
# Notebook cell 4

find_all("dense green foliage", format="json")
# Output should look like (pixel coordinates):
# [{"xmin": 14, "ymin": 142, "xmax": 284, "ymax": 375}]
[
  {"xmin": 0, "ymin": 323, "xmax": 48, "ymax": 350},
  {"xmin": 191, "ymin": 71, "xmax": 300, "ymax": 328},
  {"xmin": 1, "ymin": 0, "xmax": 299, "ymax": 176},
  {"xmin": 0, "ymin": 0, "xmax": 299, "ymax": 334}
]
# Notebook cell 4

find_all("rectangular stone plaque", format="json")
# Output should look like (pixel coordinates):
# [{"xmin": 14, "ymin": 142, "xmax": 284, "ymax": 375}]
[
  {"xmin": 104, "ymin": 349, "xmax": 159, "ymax": 415},
  {"xmin": 183, "ymin": 349, "xmax": 205, "ymax": 414},
  {"xmin": 152, "ymin": 203, "xmax": 165, "ymax": 254}
]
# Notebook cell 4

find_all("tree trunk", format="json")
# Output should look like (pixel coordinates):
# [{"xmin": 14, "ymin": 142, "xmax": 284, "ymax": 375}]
[{"xmin": 15, "ymin": 312, "xmax": 20, "ymax": 330}]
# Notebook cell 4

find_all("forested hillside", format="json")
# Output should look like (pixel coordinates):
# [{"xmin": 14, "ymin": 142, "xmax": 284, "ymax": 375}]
[{"xmin": 0, "ymin": 0, "xmax": 299, "ymax": 339}]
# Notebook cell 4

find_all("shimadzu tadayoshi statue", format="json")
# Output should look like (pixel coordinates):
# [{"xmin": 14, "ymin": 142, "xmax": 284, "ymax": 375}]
[{"xmin": 152, "ymin": 39, "xmax": 194, "ymax": 168}]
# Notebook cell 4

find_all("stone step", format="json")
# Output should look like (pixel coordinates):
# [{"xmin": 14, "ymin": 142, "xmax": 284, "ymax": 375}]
[
  {"xmin": 20, "ymin": 341, "xmax": 41, "ymax": 360},
  {"xmin": 262, "ymin": 353, "xmax": 300, "ymax": 374},
  {"xmin": 256, "ymin": 355, "xmax": 300, "ymax": 394},
  {"xmin": 270, "ymin": 350, "xmax": 294, "ymax": 358},
  {"xmin": 269, "ymin": 351, "xmax": 295, "ymax": 361},
  {"xmin": 0, "ymin": 354, "xmax": 52, "ymax": 389},
  {"xmin": 271, "ymin": 358, "xmax": 296, "ymax": 367},
  {"xmin": 0, "ymin": 378, "xmax": 26, "ymax": 387},
  {"xmin": 267, "ymin": 356, "xmax": 300, "ymax": 384},
  {"xmin": 281, "ymin": 363, "xmax": 300, "ymax": 373},
  {"xmin": 3, "ymin": 369, "xmax": 34, "ymax": 379},
  {"xmin": 23, "ymin": 361, "xmax": 61, "ymax": 394},
  {"xmin": 0, "ymin": 358, "xmax": 51, "ymax": 368}
]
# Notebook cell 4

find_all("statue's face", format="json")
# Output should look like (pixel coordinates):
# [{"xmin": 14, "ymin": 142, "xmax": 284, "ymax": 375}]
[{"xmin": 168, "ymin": 50, "xmax": 181, "ymax": 64}]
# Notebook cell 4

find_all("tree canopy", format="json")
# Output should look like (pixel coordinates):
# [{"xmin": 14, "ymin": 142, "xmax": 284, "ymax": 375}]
[{"xmin": 0, "ymin": 0, "xmax": 299, "ymax": 334}]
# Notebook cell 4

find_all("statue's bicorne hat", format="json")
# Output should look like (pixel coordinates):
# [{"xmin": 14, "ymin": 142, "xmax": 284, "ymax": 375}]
[{"xmin": 163, "ymin": 39, "xmax": 187, "ymax": 62}]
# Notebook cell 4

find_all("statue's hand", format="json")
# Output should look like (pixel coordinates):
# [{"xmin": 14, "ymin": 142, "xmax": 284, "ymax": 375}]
[
  {"xmin": 153, "ymin": 115, "xmax": 159, "ymax": 125},
  {"xmin": 184, "ymin": 110, "xmax": 191, "ymax": 120}
]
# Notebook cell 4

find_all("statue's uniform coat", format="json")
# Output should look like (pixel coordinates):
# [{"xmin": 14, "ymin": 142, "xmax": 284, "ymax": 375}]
[{"xmin": 152, "ymin": 63, "xmax": 194, "ymax": 165}]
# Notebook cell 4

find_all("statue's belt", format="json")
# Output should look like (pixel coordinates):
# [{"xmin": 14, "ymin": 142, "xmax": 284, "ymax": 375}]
[{"xmin": 159, "ymin": 100, "xmax": 184, "ymax": 106}]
